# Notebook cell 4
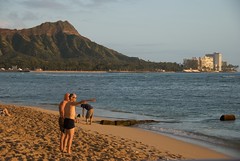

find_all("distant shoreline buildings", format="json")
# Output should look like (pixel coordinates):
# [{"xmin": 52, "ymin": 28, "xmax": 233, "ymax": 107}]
[
  {"xmin": 183, "ymin": 52, "xmax": 238, "ymax": 72},
  {"xmin": 0, "ymin": 51, "xmax": 238, "ymax": 73}
]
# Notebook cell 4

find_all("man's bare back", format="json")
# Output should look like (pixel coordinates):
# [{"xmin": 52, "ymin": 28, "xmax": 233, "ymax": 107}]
[
  {"xmin": 58, "ymin": 93, "xmax": 69, "ymax": 152},
  {"xmin": 59, "ymin": 93, "xmax": 70, "ymax": 118}
]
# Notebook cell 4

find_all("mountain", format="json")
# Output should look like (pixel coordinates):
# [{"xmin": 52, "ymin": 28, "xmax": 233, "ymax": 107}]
[{"xmin": 0, "ymin": 20, "xmax": 182, "ymax": 71}]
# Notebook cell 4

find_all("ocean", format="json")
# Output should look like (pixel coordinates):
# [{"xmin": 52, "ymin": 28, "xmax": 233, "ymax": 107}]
[{"xmin": 0, "ymin": 71, "xmax": 239, "ymax": 157}]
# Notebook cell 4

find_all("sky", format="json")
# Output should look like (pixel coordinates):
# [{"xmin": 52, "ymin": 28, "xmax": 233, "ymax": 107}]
[{"xmin": 0, "ymin": 0, "xmax": 240, "ymax": 67}]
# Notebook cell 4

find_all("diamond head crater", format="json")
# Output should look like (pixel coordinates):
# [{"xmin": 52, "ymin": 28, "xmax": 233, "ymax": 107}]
[{"xmin": 0, "ymin": 20, "xmax": 183, "ymax": 72}]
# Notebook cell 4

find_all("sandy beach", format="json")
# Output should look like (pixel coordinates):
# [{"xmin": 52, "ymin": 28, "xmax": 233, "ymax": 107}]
[{"xmin": 0, "ymin": 104, "xmax": 230, "ymax": 160}]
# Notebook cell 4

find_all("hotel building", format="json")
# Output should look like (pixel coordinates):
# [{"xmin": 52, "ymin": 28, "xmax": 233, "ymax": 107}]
[
  {"xmin": 183, "ymin": 52, "xmax": 223, "ymax": 72},
  {"xmin": 205, "ymin": 52, "xmax": 222, "ymax": 71},
  {"xmin": 199, "ymin": 56, "xmax": 214, "ymax": 71}
]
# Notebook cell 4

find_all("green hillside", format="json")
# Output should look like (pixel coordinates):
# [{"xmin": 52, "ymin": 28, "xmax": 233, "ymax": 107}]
[{"xmin": 0, "ymin": 21, "xmax": 182, "ymax": 71}]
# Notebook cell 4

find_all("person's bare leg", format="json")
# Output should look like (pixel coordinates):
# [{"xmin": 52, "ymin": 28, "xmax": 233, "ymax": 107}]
[
  {"xmin": 60, "ymin": 132, "xmax": 65, "ymax": 151},
  {"xmin": 63, "ymin": 130, "xmax": 69, "ymax": 153},
  {"xmin": 90, "ymin": 115, "xmax": 93, "ymax": 125},
  {"xmin": 89, "ymin": 110, "xmax": 94, "ymax": 125},
  {"xmin": 67, "ymin": 128, "xmax": 75, "ymax": 154}
]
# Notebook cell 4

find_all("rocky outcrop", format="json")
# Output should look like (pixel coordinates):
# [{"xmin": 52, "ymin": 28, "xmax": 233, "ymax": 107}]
[
  {"xmin": 220, "ymin": 114, "xmax": 236, "ymax": 121},
  {"xmin": 100, "ymin": 119, "xmax": 159, "ymax": 126}
]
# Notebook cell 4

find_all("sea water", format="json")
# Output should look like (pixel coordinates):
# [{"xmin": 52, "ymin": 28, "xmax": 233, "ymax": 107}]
[{"xmin": 0, "ymin": 72, "xmax": 239, "ymax": 157}]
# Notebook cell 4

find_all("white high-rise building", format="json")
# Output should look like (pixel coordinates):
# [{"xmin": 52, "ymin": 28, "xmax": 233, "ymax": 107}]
[
  {"xmin": 213, "ymin": 52, "xmax": 222, "ymax": 71},
  {"xmin": 204, "ymin": 52, "xmax": 222, "ymax": 72},
  {"xmin": 184, "ymin": 52, "xmax": 223, "ymax": 72}
]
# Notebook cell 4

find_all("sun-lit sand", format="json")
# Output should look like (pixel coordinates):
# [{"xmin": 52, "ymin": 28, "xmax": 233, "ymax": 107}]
[{"xmin": 0, "ymin": 104, "xmax": 230, "ymax": 160}]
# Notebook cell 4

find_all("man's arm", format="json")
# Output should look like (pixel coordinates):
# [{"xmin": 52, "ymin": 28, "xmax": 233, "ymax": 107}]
[{"xmin": 70, "ymin": 98, "xmax": 96, "ymax": 106}]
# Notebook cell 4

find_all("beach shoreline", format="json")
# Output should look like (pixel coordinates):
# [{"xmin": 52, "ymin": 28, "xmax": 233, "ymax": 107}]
[{"xmin": 0, "ymin": 103, "xmax": 231, "ymax": 160}]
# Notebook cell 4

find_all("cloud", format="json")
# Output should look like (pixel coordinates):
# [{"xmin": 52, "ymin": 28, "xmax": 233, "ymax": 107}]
[
  {"xmin": 134, "ymin": 43, "xmax": 165, "ymax": 47},
  {"xmin": 89, "ymin": 0, "xmax": 119, "ymax": 6},
  {"xmin": 69, "ymin": 0, "xmax": 125, "ymax": 8},
  {"xmin": 8, "ymin": 12, "xmax": 20, "ymax": 19},
  {"xmin": 0, "ymin": 11, "xmax": 39, "ymax": 29},
  {"xmin": 22, "ymin": 11, "xmax": 39, "ymax": 21},
  {"xmin": 20, "ymin": 0, "xmax": 66, "ymax": 9},
  {"xmin": 5, "ymin": 12, "xmax": 27, "ymax": 29},
  {"xmin": 0, "ymin": 21, "xmax": 11, "ymax": 28}
]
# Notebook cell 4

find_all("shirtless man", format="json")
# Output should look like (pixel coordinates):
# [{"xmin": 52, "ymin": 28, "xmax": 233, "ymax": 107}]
[
  {"xmin": 63, "ymin": 93, "xmax": 96, "ymax": 154},
  {"xmin": 58, "ymin": 93, "xmax": 70, "ymax": 152}
]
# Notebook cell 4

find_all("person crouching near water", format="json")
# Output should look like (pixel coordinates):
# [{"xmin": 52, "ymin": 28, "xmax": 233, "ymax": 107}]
[
  {"xmin": 63, "ymin": 93, "xmax": 96, "ymax": 154},
  {"xmin": 81, "ymin": 102, "xmax": 94, "ymax": 125}
]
